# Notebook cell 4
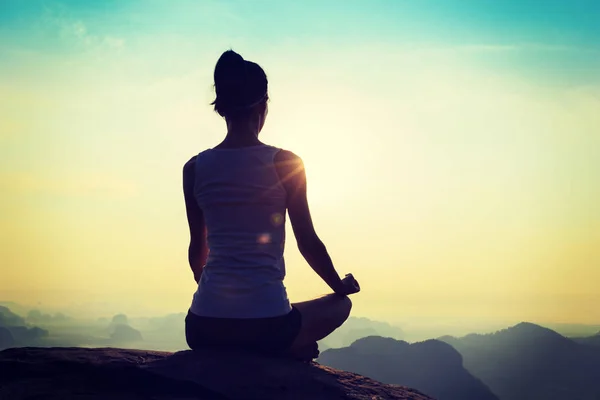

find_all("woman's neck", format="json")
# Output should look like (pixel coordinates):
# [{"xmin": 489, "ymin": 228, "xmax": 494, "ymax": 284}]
[
  {"xmin": 217, "ymin": 119, "xmax": 263, "ymax": 149},
  {"xmin": 217, "ymin": 131, "xmax": 263, "ymax": 149}
]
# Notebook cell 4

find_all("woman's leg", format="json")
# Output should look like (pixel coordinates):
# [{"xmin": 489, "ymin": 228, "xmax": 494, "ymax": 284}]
[{"xmin": 288, "ymin": 293, "xmax": 352, "ymax": 355}]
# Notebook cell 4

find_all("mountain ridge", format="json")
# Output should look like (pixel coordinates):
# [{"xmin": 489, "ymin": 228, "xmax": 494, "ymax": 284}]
[
  {"xmin": 438, "ymin": 322, "xmax": 600, "ymax": 400},
  {"xmin": 319, "ymin": 337, "xmax": 498, "ymax": 400}
]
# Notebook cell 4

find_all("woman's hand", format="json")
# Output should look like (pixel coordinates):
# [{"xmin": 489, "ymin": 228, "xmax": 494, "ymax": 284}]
[{"xmin": 337, "ymin": 273, "xmax": 360, "ymax": 296}]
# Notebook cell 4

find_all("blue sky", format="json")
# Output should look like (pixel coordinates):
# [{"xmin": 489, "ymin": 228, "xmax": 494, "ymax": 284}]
[
  {"xmin": 1, "ymin": 0, "xmax": 598, "ymax": 97},
  {"xmin": 2, "ymin": 0, "xmax": 599, "ymax": 77}
]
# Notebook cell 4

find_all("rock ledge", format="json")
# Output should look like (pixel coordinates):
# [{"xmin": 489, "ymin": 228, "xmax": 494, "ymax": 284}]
[{"xmin": 0, "ymin": 347, "xmax": 434, "ymax": 399}]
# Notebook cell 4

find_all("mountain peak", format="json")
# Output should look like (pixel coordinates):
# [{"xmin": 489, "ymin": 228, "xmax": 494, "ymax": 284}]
[
  {"xmin": 320, "ymin": 336, "xmax": 498, "ymax": 400},
  {"xmin": 512, "ymin": 321, "xmax": 547, "ymax": 330},
  {"xmin": 506, "ymin": 322, "xmax": 566, "ymax": 340},
  {"xmin": 350, "ymin": 335, "xmax": 410, "ymax": 353}
]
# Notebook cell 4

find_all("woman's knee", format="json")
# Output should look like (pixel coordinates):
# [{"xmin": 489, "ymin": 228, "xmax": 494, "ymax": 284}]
[
  {"xmin": 342, "ymin": 294, "xmax": 352, "ymax": 312},
  {"xmin": 335, "ymin": 295, "xmax": 352, "ymax": 326}
]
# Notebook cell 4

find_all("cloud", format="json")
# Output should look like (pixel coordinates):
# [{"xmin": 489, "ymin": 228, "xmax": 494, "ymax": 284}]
[
  {"xmin": 103, "ymin": 36, "xmax": 125, "ymax": 50},
  {"xmin": 41, "ymin": 5, "xmax": 126, "ymax": 52},
  {"xmin": 61, "ymin": 19, "xmax": 125, "ymax": 51}
]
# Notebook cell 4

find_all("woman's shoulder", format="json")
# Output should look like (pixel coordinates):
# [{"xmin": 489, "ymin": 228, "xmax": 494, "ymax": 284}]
[
  {"xmin": 273, "ymin": 149, "xmax": 305, "ymax": 186},
  {"xmin": 273, "ymin": 148, "xmax": 303, "ymax": 164},
  {"xmin": 184, "ymin": 146, "xmax": 303, "ymax": 174},
  {"xmin": 183, "ymin": 148, "xmax": 212, "ymax": 178},
  {"xmin": 183, "ymin": 148, "xmax": 215, "ymax": 169},
  {"xmin": 183, "ymin": 155, "xmax": 196, "ymax": 172}
]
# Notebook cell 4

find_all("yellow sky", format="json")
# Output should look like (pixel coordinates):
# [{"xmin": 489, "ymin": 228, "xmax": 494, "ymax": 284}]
[{"xmin": 1, "ymin": 37, "xmax": 599, "ymax": 324}]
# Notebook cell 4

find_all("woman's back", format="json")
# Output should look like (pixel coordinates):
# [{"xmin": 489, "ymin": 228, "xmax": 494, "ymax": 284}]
[
  {"xmin": 184, "ymin": 50, "xmax": 359, "ymax": 360},
  {"xmin": 189, "ymin": 144, "xmax": 292, "ymax": 319}
]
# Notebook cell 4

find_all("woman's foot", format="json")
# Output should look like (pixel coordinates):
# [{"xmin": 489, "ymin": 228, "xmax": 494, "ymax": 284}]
[{"xmin": 287, "ymin": 341, "xmax": 319, "ymax": 362}]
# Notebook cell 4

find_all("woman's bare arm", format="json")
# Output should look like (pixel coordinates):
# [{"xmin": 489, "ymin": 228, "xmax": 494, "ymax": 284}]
[
  {"xmin": 183, "ymin": 156, "xmax": 209, "ymax": 283},
  {"xmin": 274, "ymin": 150, "xmax": 347, "ymax": 294}
]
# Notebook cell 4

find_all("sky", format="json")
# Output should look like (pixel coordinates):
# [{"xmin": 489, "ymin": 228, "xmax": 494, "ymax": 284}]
[{"xmin": 1, "ymin": 0, "xmax": 599, "ymax": 326}]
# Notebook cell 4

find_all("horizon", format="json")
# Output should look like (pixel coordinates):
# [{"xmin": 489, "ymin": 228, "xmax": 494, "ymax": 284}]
[
  {"xmin": 2, "ymin": 298, "xmax": 600, "ymax": 345},
  {"xmin": 1, "ymin": 0, "xmax": 599, "ymax": 326}
]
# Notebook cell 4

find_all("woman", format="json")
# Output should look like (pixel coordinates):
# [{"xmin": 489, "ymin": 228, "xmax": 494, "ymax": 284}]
[{"xmin": 183, "ymin": 50, "xmax": 360, "ymax": 361}]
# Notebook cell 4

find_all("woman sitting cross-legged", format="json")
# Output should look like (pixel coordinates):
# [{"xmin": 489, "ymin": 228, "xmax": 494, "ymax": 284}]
[{"xmin": 183, "ymin": 50, "xmax": 360, "ymax": 361}]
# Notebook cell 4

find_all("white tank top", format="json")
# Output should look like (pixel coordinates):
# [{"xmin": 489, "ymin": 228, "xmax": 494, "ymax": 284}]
[{"xmin": 189, "ymin": 144, "xmax": 292, "ymax": 318}]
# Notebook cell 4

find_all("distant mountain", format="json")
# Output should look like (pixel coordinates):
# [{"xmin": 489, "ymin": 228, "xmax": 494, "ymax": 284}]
[
  {"xmin": 544, "ymin": 323, "xmax": 600, "ymax": 338},
  {"xmin": 319, "ymin": 317, "xmax": 404, "ymax": 349},
  {"xmin": 0, "ymin": 306, "xmax": 49, "ymax": 349},
  {"xmin": 572, "ymin": 331, "xmax": 600, "ymax": 347},
  {"xmin": 0, "ymin": 327, "xmax": 15, "ymax": 350},
  {"xmin": 0, "ymin": 302, "xmax": 30, "ymax": 317},
  {"xmin": 439, "ymin": 322, "xmax": 600, "ymax": 400},
  {"xmin": 0, "ymin": 306, "xmax": 26, "ymax": 327},
  {"xmin": 318, "ymin": 336, "xmax": 499, "ymax": 400},
  {"xmin": 110, "ymin": 324, "xmax": 143, "ymax": 344}
]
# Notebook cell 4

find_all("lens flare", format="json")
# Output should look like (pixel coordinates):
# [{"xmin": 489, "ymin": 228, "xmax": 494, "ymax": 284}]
[
  {"xmin": 257, "ymin": 233, "xmax": 271, "ymax": 244},
  {"xmin": 270, "ymin": 212, "xmax": 284, "ymax": 226}
]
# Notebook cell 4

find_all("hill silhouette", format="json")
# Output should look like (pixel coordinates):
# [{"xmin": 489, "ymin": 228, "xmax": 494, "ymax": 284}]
[
  {"xmin": 544, "ymin": 323, "xmax": 600, "ymax": 338},
  {"xmin": 439, "ymin": 322, "xmax": 600, "ymax": 400},
  {"xmin": 572, "ymin": 331, "xmax": 600, "ymax": 347},
  {"xmin": 318, "ymin": 336, "xmax": 498, "ymax": 400},
  {"xmin": 0, "ymin": 306, "xmax": 48, "ymax": 349},
  {"xmin": 0, "ymin": 305, "xmax": 190, "ymax": 351},
  {"xmin": 319, "ymin": 317, "xmax": 405, "ymax": 350},
  {"xmin": 0, "ymin": 347, "xmax": 434, "ymax": 399},
  {"xmin": 110, "ymin": 324, "xmax": 143, "ymax": 344},
  {"xmin": 0, "ymin": 327, "xmax": 15, "ymax": 350},
  {"xmin": 0, "ymin": 306, "xmax": 25, "ymax": 327}
]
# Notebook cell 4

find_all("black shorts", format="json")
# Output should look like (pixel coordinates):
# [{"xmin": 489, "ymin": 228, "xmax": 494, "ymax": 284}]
[{"xmin": 185, "ymin": 307, "xmax": 302, "ymax": 356}]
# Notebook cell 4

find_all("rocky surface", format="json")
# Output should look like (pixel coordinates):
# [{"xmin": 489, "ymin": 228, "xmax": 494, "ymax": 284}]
[{"xmin": 0, "ymin": 347, "xmax": 434, "ymax": 399}]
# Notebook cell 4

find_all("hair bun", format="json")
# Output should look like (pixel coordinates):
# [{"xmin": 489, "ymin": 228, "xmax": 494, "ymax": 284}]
[
  {"xmin": 214, "ymin": 50, "xmax": 246, "ymax": 90},
  {"xmin": 211, "ymin": 49, "xmax": 268, "ymax": 118}
]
